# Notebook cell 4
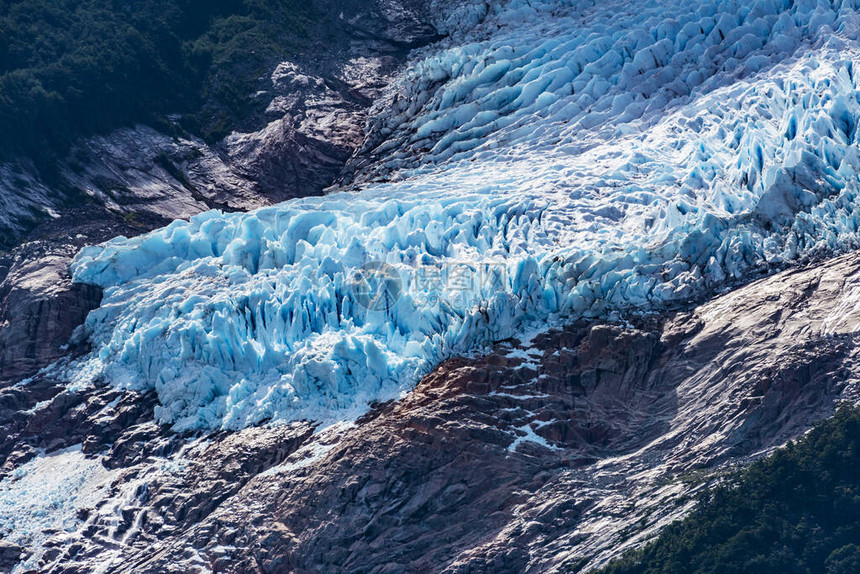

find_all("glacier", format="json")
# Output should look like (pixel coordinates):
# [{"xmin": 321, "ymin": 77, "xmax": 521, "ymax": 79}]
[{"xmin": 70, "ymin": 0, "xmax": 860, "ymax": 431}]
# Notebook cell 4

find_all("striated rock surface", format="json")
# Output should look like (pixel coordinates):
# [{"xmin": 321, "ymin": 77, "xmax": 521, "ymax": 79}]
[
  {"xmin": 0, "ymin": 250, "xmax": 99, "ymax": 382},
  {"xmin": 2, "ymin": 250, "xmax": 857, "ymax": 573}
]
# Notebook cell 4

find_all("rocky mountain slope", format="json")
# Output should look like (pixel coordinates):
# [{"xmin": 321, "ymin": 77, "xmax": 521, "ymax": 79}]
[
  {"xmin": 1, "ymin": 246, "xmax": 858, "ymax": 573},
  {"xmin": 0, "ymin": 0, "xmax": 445, "ymax": 382},
  {"xmin": 597, "ymin": 405, "xmax": 860, "ymax": 573}
]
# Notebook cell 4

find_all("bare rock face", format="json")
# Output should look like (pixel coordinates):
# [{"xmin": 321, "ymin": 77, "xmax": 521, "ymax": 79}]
[
  {"xmin": 0, "ymin": 244, "xmax": 100, "ymax": 382},
  {"xmin": 7, "ymin": 251, "xmax": 857, "ymax": 574},
  {"xmin": 0, "ymin": 541, "xmax": 22, "ymax": 572}
]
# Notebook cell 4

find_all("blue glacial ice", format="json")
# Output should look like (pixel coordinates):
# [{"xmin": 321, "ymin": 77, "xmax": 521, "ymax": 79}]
[{"xmin": 70, "ymin": 0, "xmax": 860, "ymax": 430}]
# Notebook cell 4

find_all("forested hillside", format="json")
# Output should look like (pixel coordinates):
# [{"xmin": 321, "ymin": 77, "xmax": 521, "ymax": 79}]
[
  {"xmin": 0, "ymin": 0, "xmax": 311, "ymax": 166},
  {"xmin": 599, "ymin": 406, "xmax": 860, "ymax": 574}
]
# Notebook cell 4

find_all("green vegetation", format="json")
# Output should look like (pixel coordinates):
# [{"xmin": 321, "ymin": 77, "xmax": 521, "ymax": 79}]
[
  {"xmin": 0, "ymin": 0, "xmax": 313, "ymax": 167},
  {"xmin": 598, "ymin": 405, "xmax": 860, "ymax": 574}
]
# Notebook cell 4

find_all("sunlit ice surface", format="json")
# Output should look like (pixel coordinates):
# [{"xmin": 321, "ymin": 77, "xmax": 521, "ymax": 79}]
[{"xmin": 68, "ymin": 0, "xmax": 860, "ymax": 430}]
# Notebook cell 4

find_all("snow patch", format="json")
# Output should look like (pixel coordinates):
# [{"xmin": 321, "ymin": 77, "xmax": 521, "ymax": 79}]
[
  {"xmin": 0, "ymin": 446, "xmax": 118, "ymax": 573},
  {"xmin": 508, "ymin": 422, "xmax": 561, "ymax": 452}
]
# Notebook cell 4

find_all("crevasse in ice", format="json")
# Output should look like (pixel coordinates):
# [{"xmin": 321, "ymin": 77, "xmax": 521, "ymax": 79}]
[{"xmin": 71, "ymin": 0, "xmax": 860, "ymax": 430}]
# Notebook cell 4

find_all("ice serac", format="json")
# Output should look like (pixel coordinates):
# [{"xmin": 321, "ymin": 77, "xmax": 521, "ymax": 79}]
[{"xmin": 71, "ymin": 0, "xmax": 860, "ymax": 430}]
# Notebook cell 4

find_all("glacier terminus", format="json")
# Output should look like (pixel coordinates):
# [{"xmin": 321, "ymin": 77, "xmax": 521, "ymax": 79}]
[{"xmin": 68, "ymin": 0, "xmax": 860, "ymax": 431}]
